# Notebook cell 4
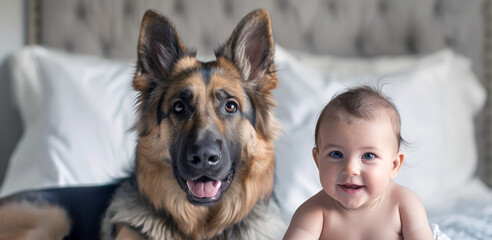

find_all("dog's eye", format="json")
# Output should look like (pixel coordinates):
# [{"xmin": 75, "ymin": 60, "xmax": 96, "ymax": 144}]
[
  {"xmin": 173, "ymin": 101, "xmax": 186, "ymax": 114},
  {"xmin": 225, "ymin": 101, "xmax": 238, "ymax": 113}
]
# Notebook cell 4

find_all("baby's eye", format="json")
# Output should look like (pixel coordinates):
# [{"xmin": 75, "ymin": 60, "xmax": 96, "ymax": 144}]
[
  {"xmin": 329, "ymin": 151, "xmax": 343, "ymax": 159},
  {"xmin": 362, "ymin": 153, "xmax": 375, "ymax": 160}
]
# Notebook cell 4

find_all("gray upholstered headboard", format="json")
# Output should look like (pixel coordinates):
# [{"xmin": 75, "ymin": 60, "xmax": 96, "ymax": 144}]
[
  {"xmin": 24, "ymin": 0, "xmax": 491, "ymax": 185},
  {"xmin": 32, "ymin": 0, "xmax": 484, "ymax": 77}
]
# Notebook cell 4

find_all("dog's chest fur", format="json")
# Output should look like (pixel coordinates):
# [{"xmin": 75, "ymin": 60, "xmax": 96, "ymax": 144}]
[{"xmin": 101, "ymin": 179, "xmax": 286, "ymax": 240}]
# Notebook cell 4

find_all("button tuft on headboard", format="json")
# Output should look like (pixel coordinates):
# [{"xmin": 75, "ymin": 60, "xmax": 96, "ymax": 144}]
[
  {"xmin": 445, "ymin": 36, "xmax": 455, "ymax": 47},
  {"xmin": 379, "ymin": 0, "xmax": 388, "ymax": 15},
  {"xmin": 224, "ymin": 0, "xmax": 234, "ymax": 18},
  {"xmin": 276, "ymin": 0, "xmax": 289, "ymax": 11},
  {"xmin": 175, "ymin": 0, "xmax": 185, "ymax": 15},
  {"xmin": 406, "ymin": 36, "xmax": 417, "ymax": 54},
  {"xmin": 101, "ymin": 39, "xmax": 111, "ymax": 58},
  {"xmin": 354, "ymin": 35, "xmax": 364, "ymax": 55},
  {"xmin": 328, "ymin": 1, "xmax": 338, "ymax": 15},
  {"xmin": 64, "ymin": 41, "xmax": 74, "ymax": 53},
  {"xmin": 124, "ymin": 0, "xmax": 135, "ymax": 17},
  {"xmin": 434, "ymin": 0, "xmax": 443, "ymax": 16},
  {"xmin": 303, "ymin": 30, "xmax": 315, "ymax": 51},
  {"xmin": 75, "ymin": 3, "xmax": 87, "ymax": 24}
]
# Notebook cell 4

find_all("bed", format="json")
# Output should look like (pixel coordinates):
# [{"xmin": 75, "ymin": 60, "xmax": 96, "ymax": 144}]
[{"xmin": 1, "ymin": 0, "xmax": 492, "ymax": 239}]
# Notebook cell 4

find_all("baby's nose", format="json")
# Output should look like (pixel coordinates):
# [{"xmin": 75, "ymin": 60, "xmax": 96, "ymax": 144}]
[{"xmin": 343, "ymin": 158, "xmax": 361, "ymax": 176}]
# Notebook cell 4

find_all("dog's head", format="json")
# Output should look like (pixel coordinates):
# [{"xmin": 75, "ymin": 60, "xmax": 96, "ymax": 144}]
[{"xmin": 132, "ymin": 8, "xmax": 278, "ymax": 236}]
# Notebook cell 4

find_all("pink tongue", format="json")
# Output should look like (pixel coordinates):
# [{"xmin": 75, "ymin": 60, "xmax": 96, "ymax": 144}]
[{"xmin": 187, "ymin": 180, "xmax": 221, "ymax": 198}]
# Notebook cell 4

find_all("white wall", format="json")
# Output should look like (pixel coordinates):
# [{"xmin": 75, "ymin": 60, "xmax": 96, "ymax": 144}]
[{"xmin": 0, "ymin": 0, "xmax": 25, "ymax": 185}]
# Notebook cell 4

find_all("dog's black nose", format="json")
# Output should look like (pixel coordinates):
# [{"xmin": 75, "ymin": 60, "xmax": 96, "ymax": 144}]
[{"xmin": 187, "ymin": 142, "xmax": 221, "ymax": 168}]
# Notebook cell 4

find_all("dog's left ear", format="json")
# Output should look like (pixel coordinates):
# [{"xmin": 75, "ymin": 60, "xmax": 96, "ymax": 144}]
[
  {"xmin": 134, "ymin": 9, "xmax": 187, "ymax": 92},
  {"xmin": 217, "ymin": 9, "xmax": 275, "ymax": 88}
]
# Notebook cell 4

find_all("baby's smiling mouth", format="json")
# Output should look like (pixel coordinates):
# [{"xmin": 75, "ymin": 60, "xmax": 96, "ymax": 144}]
[{"xmin": 339, "ymin": 184, "xmax": 365, "ymax": 193}]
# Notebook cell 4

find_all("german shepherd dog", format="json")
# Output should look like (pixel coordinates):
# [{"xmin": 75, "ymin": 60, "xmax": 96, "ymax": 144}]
[
  {"xmin": 99, "ymin": 8, "xmax": 285, "ymax": 239},
  {"xmin": 0, "ymin": 8, "xmax": 285, "ymax": 240}
]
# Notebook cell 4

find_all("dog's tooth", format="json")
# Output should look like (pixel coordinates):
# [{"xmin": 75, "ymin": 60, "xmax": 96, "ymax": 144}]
[
  {"xmin": 213, "ymin": 180, "xmax": 222, "ymax": 189},
  {"xmin": 186, "ymin": 181, "xmax": 194, "ymax": 190}
]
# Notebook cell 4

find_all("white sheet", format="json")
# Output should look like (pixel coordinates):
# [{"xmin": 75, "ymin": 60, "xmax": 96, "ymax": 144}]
[
  {"xmin": 431, "ymin": 203, "xmax": 492, "ymax": 239},
  {"xmin": 428, "ymin": 178, "xmax": 492, "ymax": 239},
  {"xmin": 432, "ymin": 224, "xmax": 451, "ymax": 240}
]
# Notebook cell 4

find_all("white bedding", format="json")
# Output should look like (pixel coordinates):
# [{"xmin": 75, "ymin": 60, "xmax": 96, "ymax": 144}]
[
  {"xmin": 2, "ymin": 45, "xmax": 491, "ymax": 238},
  {"xmin": 426, "ymin": 177, "xmax": 492, "ymax": 239},
  {"xmin": 431, "ymin": 203, "xmax": 492, "ymax": 239},
  {"xmin": 1, "ymin": 47, "xmax": 136, "ymax": 196}
]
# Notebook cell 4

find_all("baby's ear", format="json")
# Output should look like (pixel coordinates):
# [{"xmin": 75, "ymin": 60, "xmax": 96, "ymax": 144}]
[
  {"xmin": 312, "ymin": 148, "xmax": 320, "ymax": 169},
  {"xmin": 391, "ymin": 151, "xmax": 405, "ymax": 179}
]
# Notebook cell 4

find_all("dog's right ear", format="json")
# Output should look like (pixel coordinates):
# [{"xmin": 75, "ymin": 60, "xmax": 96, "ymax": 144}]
[{"xmin": 134, "ymin": 10, "xmax": 187, "ymax": 92}]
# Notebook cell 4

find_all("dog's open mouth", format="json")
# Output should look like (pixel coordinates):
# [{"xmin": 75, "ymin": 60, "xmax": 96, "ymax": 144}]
[
  {"xmin": 187, "ymin": 177, "xmax": 222, "ymax": 198},
  {"xmin": 183, "ymin": 170, "xmax": 234, "ymax": 206}
]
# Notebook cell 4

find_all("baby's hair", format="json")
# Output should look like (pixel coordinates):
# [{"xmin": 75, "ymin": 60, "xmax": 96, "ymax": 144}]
[{"xmin": 314, "ymin": 85, "xmax": 406, "ymax": 150}]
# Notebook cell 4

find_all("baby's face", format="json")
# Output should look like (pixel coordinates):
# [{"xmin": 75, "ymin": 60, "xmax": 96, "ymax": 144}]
[{"xmin": 313, "ymin": 116, "xmax": 403, "ymax": 210}]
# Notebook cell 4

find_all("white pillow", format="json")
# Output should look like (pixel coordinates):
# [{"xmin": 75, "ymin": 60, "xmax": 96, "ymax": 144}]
[
  {"xmin": 273, "ymin": 46, "xmax": 486, "ymax": 220},
  {"xmin": 0, "ymin": 46, "xmax": 138, "ymax": 197}
]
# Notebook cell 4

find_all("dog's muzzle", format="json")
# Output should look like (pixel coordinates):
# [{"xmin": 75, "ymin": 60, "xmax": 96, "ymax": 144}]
[{"xmin": 175, "ymin": 131, "xmax": 236, "ymax": 206}]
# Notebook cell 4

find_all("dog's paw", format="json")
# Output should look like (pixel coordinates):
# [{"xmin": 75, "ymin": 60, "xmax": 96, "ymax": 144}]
[
  {"xmin": 115, "ymin": 225, "xmax": 146, "ymax": 240},
  {"xmin": 0, "ymin": 201, "xmax": 70, "ymax": 240}
]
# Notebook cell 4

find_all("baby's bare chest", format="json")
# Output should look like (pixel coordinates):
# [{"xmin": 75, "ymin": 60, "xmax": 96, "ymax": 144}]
[{"xmin": 320, "ymin": 208, "xmax": 402, "ymax": 240}]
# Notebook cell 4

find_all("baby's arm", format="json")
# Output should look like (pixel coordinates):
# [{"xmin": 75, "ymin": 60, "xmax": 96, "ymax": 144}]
[
  {"xmin": 398, "ymin": 187, "xmax": 433, "ymax": 240},
  {"xmin": 283, "ymin": 198, "xmax": 324, "ymax": 240}
]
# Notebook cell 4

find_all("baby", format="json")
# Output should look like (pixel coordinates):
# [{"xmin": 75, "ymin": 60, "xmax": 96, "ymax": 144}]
[{"xmin": 283, "ymin": 86, "xmax": 433, "ymax": 240}]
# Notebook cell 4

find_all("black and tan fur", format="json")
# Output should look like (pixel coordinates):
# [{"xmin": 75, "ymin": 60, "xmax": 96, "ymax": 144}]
[{"xmin": 101, "ymin": 9, "xmax": 284, "ymax": 239}]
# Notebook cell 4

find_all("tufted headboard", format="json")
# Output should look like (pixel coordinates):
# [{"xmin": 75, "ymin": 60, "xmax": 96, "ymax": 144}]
[
  {"xmin": 24, "ymin": 0, "xmax": 492, "ymax": 185},
  {"xmin": 31, "ymin": 0, "xmax": 484, "ymax": 77}
]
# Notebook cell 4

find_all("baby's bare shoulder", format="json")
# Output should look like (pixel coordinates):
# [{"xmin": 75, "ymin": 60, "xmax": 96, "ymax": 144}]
[
  {"xmin": 295, "ymin": 191, "xmax": 330, "ymax": 216},
  {"xmin": 284, "ymin": 191, "xmax": 333, "ymax": 240},
  {"xmin": 283, "ymin": 191, "xmax": 330, "ymax": 240},
  {"xmin": 390, "ymin": 183, "xmax": 421, "ymax": 204},
  {"xmin": 390, "ymin": 184, "xmax": 433, "ymax": 239}
]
